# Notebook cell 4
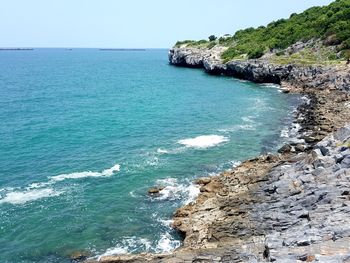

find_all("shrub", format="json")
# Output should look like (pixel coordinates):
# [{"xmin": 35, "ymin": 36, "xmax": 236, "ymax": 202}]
[
  {"xmin": 207, "ymin": 42, "xmax": 216, "ymax": 49},
  {"xmin": 248, "ymin": 47, "xmax": 265, "ymax": 59},
  {"xmin": 218, "ymin": 0, "xmax": 350, "ymax": 61}
]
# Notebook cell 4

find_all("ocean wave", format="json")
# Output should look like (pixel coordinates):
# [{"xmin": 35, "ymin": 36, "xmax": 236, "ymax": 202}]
[
  {"xmin": 280, "ymin": 123, "xmax": 301, "ymax": 139},
  {"xmin": 0, "ymin": 188, "xmax": 62, "ymax": 205},
  {"xmin": 155, "ymin": 233, "xmax": 181, "ymax": 253},
  {"xmin": 157, "ymin": 218, "xmax": 174, "ymax": 228},
  {"xmin": 155, "ymin": 178, "xmax": 200, "ymax": 204},
  {"xmin": 260, "ymin": 83, "xmax": 281, "ymax": 89},
  {"xmin": 156, "ymin": 148, "xmax": 169, "ymax": 154},
  {"xmin": 95, "ymin": 233, "xmax": 180, "ymax": 260},
  {"xmin": 241, "ymin": 116, "xmax": 255, "ymax": 123},
  {"xmin": 96, "ymin": 237, "xmax": 152, "ymax": 260},
  {"xmin": 0, "ymin": 163, "xmax": 120, "ymax": 205},
  {"xmin": 301, "ymin": 95, "xmax": 311, "ymax": 105},
  {"xmin": 218, "ymin": 124, "xmax": 255, "ymax": 133},
  {"xmin": 178, "ymin": 135, "xmax": 229, "ymax": 149},
  {"xmin": 50, "ymin": 164, "xmax": 120, "ymax": 181}
]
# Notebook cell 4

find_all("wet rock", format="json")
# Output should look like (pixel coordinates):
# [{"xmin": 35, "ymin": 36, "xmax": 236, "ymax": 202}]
[
  {"xmin": 70, "ymin": 251, "xmax": 89, "ymax": 262},
  {"xmin": 278, "ymin": 144, "xmax": 292, "ymax": 154},
  {"xmin": 295, "ymin": 144, "xmax": 306, "ymax": 152},
  {"xmin": 195, "ymin": 177, "xmax": 211, "ymax": 185},
  {"xmin": 148, "ymin": 186, "xmax": 165, "ymax": 195}
]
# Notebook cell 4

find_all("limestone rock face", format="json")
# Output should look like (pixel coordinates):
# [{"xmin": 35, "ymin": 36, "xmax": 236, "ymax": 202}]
[{"xmin": 168, "ymin": 47, "xmax": 350, "ymax": 92}]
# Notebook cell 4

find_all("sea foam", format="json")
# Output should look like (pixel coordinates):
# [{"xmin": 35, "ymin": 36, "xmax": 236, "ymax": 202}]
[
  {"xmin": 0, "ymin": 163, "xmax": 120, "ymax": 205},
  {"xmin": 178, "ymin": 135, "xmax": 229, "ymax": 149},
  {"xmin": 155, "ymin": 178, "xmax": 200, "ymax": 204},
  {"xmin": 50, "ymin": 164, "xmax": 120, "ymax": 182},
  {"xmin": 95, "ymin": 234, "xmax": 180, "ymax": 260},
  {"xmin": 0, "ymin": 188, "xmax": 62, "ymax": 205},
  {"xmin": 96, "ymin": 237, "xmax": 152, "ymax": 260},
  {"xmin": 155, "ymin": 233, "xmax": 181, "ymax": 253}
]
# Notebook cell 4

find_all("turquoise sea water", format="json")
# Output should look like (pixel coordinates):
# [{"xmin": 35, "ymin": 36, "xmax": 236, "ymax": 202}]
[{"xmin": 0, "ymin": 49, "xmax": 299, "ymax": 262}]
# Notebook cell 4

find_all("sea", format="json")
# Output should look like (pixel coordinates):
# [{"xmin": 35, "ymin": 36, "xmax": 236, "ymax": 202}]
[{"xmin": 0, "ymin": 49, "xmax": 300, "ymax": 262}]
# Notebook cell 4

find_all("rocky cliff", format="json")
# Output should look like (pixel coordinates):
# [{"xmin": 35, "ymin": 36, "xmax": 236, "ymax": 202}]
[{"xmin": 169, "ymin": 47, "xmax": 350, "ymax": 92}]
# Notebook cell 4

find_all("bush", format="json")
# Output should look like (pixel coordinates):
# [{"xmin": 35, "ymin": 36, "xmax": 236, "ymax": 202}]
[
  {"xmin": 342, "ymin": 49, "xmax": 350, "ymax": 59},
  {"xmin": 207, "ymin": 42, "xmax": 216, "ymax": 49},
  {"xmin": 221, "ymin": 47, "xmax": 240, "ymax": 61},
  {"xmin": 218, "ymin": 0, "xmax": 350, "ymax": 61},
  {"xmin": 248, "ymin": 47, "xmax": 265, "ymax": 59}
]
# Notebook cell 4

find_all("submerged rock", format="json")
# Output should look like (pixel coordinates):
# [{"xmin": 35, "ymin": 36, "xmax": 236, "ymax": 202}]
[{"xmin": 70, "ymin": 251, "xmax": 89, "ymax": 262}]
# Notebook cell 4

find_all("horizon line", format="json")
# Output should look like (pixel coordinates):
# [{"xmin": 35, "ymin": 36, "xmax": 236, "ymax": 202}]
[{"xmin": 0, "ymin": 46, "xmax": 170, "ymax": 49}]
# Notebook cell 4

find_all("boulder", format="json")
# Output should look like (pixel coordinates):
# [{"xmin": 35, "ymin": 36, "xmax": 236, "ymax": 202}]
[
  {"xmin": 148, "ymin": 186, "xmax": 165, "ymax": 195},
  {"xmin": 278, "ymin": 144, "xmax": 292, "ymax": 154},
  {"xmin": 195, "ymin": 177, "xmax": 211, "ymax": 185}
]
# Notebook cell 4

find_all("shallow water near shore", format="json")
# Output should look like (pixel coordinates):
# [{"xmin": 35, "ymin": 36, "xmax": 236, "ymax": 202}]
[{"xmin": 0, "ymin": 49, "xmax": 299, "ymax": 262}]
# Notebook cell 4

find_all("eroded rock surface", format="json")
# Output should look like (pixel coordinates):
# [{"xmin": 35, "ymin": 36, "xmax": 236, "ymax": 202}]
[{"xmin": 169, "ymin": 47, "xmax": 350, "ymax": 92}]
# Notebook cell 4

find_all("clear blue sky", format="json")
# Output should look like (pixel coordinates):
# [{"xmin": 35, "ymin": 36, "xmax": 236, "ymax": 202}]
[{"xmin": 0, "ymin": 0, "xmax": 334, "ymax": 48}]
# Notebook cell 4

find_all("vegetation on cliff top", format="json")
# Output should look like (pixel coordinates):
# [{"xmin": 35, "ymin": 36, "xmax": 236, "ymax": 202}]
[{"xmin": 175, "ymin": 0, "xmax": 350, "ymax": 64}]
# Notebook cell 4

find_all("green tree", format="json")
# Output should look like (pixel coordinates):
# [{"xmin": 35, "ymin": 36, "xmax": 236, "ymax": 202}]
[{"xmin": 208, "ymin": 35, "xmax": 217, "ymax": 42}]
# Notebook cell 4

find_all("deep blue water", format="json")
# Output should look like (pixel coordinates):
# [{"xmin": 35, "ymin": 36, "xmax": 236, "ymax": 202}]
[{"xmin": 0, "ymin": 49, "xmax": 298, "ymax": 262}]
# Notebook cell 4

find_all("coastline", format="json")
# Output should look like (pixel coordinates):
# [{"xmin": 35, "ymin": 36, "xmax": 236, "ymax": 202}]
[{"xmin": 86, "ymin": 48, "xmax": 350, "ymax": 263}]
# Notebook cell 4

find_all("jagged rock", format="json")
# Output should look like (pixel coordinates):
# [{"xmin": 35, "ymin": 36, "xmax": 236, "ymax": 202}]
[
  {"xmin": 169, "ymin": 47, "xmax": 350, "ymax": 92},
  {"xmin": 295, "ymin": 144, "xmax": 306, "ymax": 152},
  {"xmin": 341, "ymin": 155, "xmax": 350, "ymax": 168},
  {"xmin": 278, "ymin": 144, "xmax": 292, "ymax": 154},
  {"xmin": 70, "ymin": 251, "xmax": 89, "ymax": 262},
  {"xmin": 319, "ymin": 145, "xmax": 330, "ymax": 156},
  {"xmin": 195, "ymin": 177, "xmax": 211, "ymax": 185}
]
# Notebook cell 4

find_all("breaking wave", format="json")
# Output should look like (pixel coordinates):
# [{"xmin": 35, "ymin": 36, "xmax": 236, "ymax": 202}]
[
  {"xmin": 0, "ymin": 188, "xmax": 63, "ymax": 205},
  {"xmin": 178, "ymin": 135, "xmax": 229, "ymax": 149},
  {"xmin": 0, "ymin": 163, "xmax": 120, "ymax": 205},
  {"xmin": 154, "ymin": 178, "xmax": 200, "ymax": 205},
  {"xmin": 95, "ymin": 234, "xmax": 181, "ymax": 260}
]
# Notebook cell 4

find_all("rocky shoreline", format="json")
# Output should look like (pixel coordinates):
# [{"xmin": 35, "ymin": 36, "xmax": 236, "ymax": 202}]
[{"xmin": 86, "ymin": 48, "xmax": 350, "ymax": 263}]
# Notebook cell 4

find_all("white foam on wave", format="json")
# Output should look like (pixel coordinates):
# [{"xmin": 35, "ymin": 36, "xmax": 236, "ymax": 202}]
[
  {"xmin": 155, "ymin": 233, "xmax": 181, "ymax": 253},
  {"xmin": 184, "ymin": 184, "xmax": 200, "ymax": 204},
  {"xmin": 0, "ymin": 163, "xmax": 120, "ymax": 205},
  {"xmin": 155, "ymin": 178, "xmax": 200, "ymax": 204},
  {"xmin": 241, "ymin": 116, "xmax": 255, "ymax": 123},
  {"xmin": 156, "ymin": 148, "xmax": 169, "ymax": 154},
  {"xmin": 158, "ymin": 218, "xmax": 174, "ymax": 228},
  {"xmin": 218, "ymin": 124, "xmax": 255, "ymax": 133},
  {"xmin": 95, "ymin": 233, "xmax": 181, "ymax": 260},
  {"xmin": 96, "ymin": 237, "xmax": 152, "ymax": 261},
  {"xmin": 260, "ymin": 83, "xmax": 281, "ymax": 89},
  {"xmin": 0, "ymin": 188, "xmax": 62, "ymax": 205},
  {"xmin": 218, "ymin": 116, "xmax": 259, "ymax": 133},
  {"xmin": 301, "ymin": 95, "xmax": 311, "ymax": 105},
  {"xmin": 280, "ymin": 123, "xmax": 301, "ymax": 139},
  {"xmin": 178, "ymin": 135, "xmax": 229, "ymax": 149},
  {"xmin": 50, "ymin": 164, "xmax": 120, "ymax": 182}
]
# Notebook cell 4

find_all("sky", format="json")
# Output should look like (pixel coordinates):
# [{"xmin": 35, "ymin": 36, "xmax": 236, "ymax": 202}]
[{"xmin": 0, "ymin": 0, "xmax": 334, "ymax": 48}]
